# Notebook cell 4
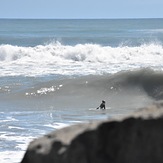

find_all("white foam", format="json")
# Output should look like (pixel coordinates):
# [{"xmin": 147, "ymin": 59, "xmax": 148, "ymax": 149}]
[
  {"xmin": 8, "ymin": 126, "xmax": 24, "ymax": 130},
  {"xmin": 0, "ymin": 151, "xmax": 24, "ymax": 163},
  {"xmin": 0, "ymin": 133, "xmax": 35, "ymax": 163},
  {"xmin": 0, "ymin": 133, "xmax": 34, "ymax": 145},
  {"xmin": 0, "ymin": 42, "xmax": 163, "ymax": 76},
  {"xmin": 44, "ymin": 122, "xmax": 70, "ymax": 129},
  {"xmin": 0, "ymin": 116, "xmax": 18, "ymax": 123}
]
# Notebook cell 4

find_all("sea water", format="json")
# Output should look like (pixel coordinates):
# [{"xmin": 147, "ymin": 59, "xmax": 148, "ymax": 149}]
[{"xmin": 1, "ymin": 19, "xmax": 163, "ymax": 163}]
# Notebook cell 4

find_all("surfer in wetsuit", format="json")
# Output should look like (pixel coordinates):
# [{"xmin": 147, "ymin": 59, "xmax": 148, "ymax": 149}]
[{"xmin": 97, "ymin": 100, "xmax": 106, "ymax": 109}]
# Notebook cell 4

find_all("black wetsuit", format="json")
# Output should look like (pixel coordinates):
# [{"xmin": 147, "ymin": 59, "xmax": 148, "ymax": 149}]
[
  {"xmin": 97, "ymin": 102, "xmax": 106, "ymax": 109},
  {"xmin": 100, "ymin": 102, "xmax": 105, "ymax": 109}
]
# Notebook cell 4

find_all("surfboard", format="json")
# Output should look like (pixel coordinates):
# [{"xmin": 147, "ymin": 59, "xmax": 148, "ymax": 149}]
[{"xmin": 89, "ymin": 107, "xmax": 111, "ymax": 111}]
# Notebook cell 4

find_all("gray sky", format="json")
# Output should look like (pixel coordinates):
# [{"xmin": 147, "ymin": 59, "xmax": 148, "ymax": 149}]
[{"xmin": 0, "ymin": 0, "xmax": 163, "ymax": 19}]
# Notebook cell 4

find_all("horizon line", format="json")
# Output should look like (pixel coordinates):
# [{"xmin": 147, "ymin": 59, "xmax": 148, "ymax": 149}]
[{"xmin": 0, "ymin": 17, "xmax": 163, "ymax": 20}]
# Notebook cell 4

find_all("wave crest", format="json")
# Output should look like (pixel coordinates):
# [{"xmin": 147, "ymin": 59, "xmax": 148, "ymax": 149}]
[
  {"xmin": 0, "ymin": 42, "xmax": 163, "ymax": 76},
  {"xmin": 0, "ymin": 42, "xmax": 163, "ymax": 62}
]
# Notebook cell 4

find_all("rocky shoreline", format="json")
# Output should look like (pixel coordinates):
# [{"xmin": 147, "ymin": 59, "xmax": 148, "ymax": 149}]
[{"xmin": 21, "ymin": 102, "xmax": 163, "ymax": 163}]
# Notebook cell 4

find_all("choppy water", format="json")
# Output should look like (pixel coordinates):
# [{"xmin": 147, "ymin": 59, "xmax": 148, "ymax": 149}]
[{"xmin": 0, "ymin": 19, "xmax": 163, "ymax": 163}]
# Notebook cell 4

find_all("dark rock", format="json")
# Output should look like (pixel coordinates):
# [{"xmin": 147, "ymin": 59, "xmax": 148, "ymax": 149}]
[{"xmin": 21, "ymin": 102, "xmax": 163, "ymax": 163}]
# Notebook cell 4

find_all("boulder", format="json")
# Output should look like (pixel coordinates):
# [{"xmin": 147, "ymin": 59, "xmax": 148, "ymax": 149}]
[{"xmin": 21, "ymin": 102, "xmax": 163, "ymax": 163}]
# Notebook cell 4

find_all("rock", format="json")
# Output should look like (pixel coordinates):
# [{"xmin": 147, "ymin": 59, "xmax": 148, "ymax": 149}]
[{"xmin": 21, "ymin": 102, "xmax": 163, "ymax": 163}]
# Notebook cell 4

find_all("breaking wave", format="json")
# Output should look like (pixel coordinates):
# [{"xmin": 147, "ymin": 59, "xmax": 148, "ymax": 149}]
[{"xmin": 0, "ymin": 42, "xmax": 163, "ymax": 76}]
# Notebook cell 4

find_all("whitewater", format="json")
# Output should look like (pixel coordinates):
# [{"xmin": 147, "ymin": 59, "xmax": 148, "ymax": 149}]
[
  {"xmin": 0, "ymin": 42, "xmax": 163, "ymax": 76},
  {"xmin": 1, "ymin": 19, "xmax": 163, "ymax": 163}
]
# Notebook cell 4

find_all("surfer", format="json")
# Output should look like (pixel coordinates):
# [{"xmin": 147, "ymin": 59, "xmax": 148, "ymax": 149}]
[{"xmin": 97, "ymin": 100, "xmax": 106, "ymax": 109}]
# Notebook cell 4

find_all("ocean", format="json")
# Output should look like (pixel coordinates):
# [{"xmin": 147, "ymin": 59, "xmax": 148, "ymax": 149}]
[{"xmin": 1, "ymin": 18, "xmax": 163, "ymax": 163}]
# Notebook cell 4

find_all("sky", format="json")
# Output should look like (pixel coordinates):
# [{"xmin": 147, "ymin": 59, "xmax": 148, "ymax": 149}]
[{"xmin": 0, "ymin": 0, "xmax": 163, "ymax": 19}]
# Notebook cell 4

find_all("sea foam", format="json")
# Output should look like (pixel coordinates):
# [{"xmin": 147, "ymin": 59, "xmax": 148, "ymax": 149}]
[{"xmin": 0, "ymin": 42, "xmax": 163, "ymax": 76}]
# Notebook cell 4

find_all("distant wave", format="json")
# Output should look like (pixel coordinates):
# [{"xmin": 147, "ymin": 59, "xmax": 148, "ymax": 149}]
[{"xmin": 0, "ymin": 42, "xmax": 163, "ymax": 76}]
